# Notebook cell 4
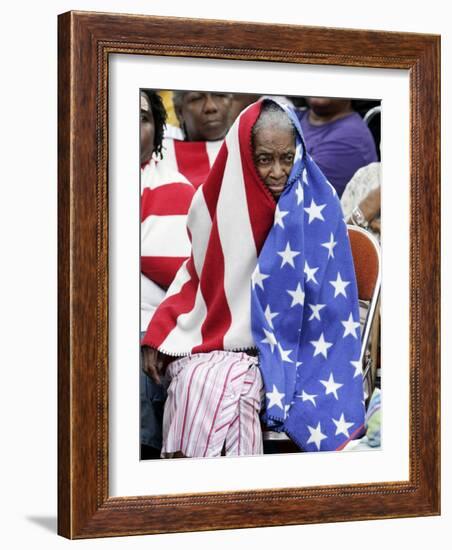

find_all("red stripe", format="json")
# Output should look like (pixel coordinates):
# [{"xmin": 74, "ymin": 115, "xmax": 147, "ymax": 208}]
[
  {"xmin": 141, "ymin": 256, "xmax": 187, "ymax": 289},
  {"xmin": 174, "ymin": 141, "xmax": 212, "ymax": 189},
  {"xmin": 141, "ymin": 184, "xmax": 195, "ymax": 219},
  {"xmin": 238, "ymin": 101, "xmax": 276, "ymax": 252},
  {"xmin": 142, "ymin": 259, "xmax": 199, "ymax": 349},
  {"xmin": 193, "ymin": 218, "xmax": 231, "ymax": 352},
  {"xmin": 200, "ymin": 144, "xmax": 228, "ymax": 219}
]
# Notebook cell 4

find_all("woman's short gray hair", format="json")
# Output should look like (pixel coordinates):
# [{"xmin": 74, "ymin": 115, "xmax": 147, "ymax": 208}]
[{"xmin": 252, "ymin": 101, "xmax": 296, "ymax": 141}]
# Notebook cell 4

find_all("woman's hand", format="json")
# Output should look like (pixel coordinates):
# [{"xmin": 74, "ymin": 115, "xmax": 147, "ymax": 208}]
[
  {"xmin": 142, "ymin": 346, "xmax": 169, "ymax": 384},
  {"xmin": 359, "ymin": 186, "xmax": 381, "ymax": 223}
]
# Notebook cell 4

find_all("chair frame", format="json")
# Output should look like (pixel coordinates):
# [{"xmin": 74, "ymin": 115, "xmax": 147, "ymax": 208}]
[{"xmin": 347, "ymin": 224, "xmax": 381, "ymax": 394}]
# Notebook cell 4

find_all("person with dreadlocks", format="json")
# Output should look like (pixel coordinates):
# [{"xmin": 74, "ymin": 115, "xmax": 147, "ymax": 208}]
[
  {"xmin": 140, "ymin": 89, "xmax": 196, "ymax": 459},
  {"xmin": 142, "ymin": 98, "xmax": 366, "ymax": 459}
]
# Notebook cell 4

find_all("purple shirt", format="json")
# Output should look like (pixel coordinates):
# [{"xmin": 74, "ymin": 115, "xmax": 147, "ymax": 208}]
[{"xmin": 298, "ymin": 110, "xmax": 378, "ymax": 197}]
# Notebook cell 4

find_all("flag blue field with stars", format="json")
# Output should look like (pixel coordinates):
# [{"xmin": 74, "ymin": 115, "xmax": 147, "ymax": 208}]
[{"xmin": 251, "ymin": 102, "xmax": 366, "ymax": 452}]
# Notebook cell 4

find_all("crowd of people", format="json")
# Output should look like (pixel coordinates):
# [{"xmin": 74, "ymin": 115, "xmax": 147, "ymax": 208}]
[{"xmin": 140, "ymin": 89, "xmax": 381, "ymax": 460}]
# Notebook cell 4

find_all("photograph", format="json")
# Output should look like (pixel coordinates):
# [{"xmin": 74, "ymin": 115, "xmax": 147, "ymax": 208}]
[
  {"xmin": 0, "ymin": 0, "xmax": 446, "ymax": 547},
  {"xmin": 139, "ymin": 89, "xmax": 382, "ymax": 461},
  {"xmin": 55, "ymin": 9, "xmax": 440, "ymax": 538}
]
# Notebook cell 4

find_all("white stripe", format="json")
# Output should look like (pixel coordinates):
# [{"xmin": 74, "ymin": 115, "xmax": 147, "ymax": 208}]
[
  {"xmin": 163, "ymin": 259, "xmax": 191, "ymax": 300},
  {"xmin": 150, "ymin": 140, "xmax": 192, "ymax": 189},
  {"xmin": 141, "ymin": 215, "xmax": 191, "ymax": 257},
  {"xmin": 205, "ymin": 140, "xmax": 223, "ymax": 167},
  {"xmin": 141, "ymin": 155, "xmax": 191, "ymax": 192},
  {"xmin": 160, "ymin": 286, "xmax": 207, "ymax": 354},
  {"xmin": 217, "ymin": 124, "xmax": 257, "ymax": 349},
  {"xmin": 186, "ymin": 187, "xmax": 213, "ymax": 277},
  {"xmin": 140, "ymin": 273, "xmax": 166, "ymax": 330},
  {"xmin": 156, "ymin": 187, "xmax": 212, "ymax": 352},
  {"xmin": 160, "ymin": 138, "xmax": 180, "ymax": 176}
]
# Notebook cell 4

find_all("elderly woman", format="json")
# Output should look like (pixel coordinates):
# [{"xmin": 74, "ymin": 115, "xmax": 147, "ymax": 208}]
[{"xmin": 142, "ymin": 99, "xmax": 365, "ymax": 458}]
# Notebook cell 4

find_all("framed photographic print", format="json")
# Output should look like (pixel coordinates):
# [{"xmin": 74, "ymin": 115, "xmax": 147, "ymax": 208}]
[{"xmin": 58, "ymin": 11, "xmax": 440, "ymax": 538}]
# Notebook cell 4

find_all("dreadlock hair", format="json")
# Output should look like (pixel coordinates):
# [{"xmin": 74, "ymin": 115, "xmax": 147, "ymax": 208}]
[{"xmin": 141, "ymin": 89, "xmax": 167, "ymax": 159}]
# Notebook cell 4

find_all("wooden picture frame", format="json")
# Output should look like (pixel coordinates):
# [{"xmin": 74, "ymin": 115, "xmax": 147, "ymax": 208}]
[{"xmin": 58, "ymin": 10, "xmax": 440, "ymax": 538}]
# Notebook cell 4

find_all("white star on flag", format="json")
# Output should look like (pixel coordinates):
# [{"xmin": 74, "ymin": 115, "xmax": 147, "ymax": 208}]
[
  {"xmin": 264, "ymin": 304, "xmax": 279, "ymax": 329},
  {"xmin": 350, "ymin": 360, "xmax": 362, "ymax": 378},
  {"xmin": 277, "ymin": 342, "xmax": 294, "ymax": 363},
  {"xmin": 274, "ymin": 204, "xmax": 289, "ymax": 228},
  {"xmin": 332, "ymin": 413, "xmax": 354, "ymax": 437},
  {"xmin": 251, "ymin": 265, "xmax": 269, "ymax": 291},
  {"xmin": 308, "ymin": 303, "xmax": 326, "ymax": 321},
  {"xmin": 302, "ymin": 167, "xmax": 309, "ymax": 184},
  {"xmin": 287, "ymin": 283, "xmax": 305, "ymax": 307},
  {"xmin": 310, "ymin": 332, "xmax": 333, "ymax": 359},
  {"xmin": 304, "ymin": 261, "xmax": 319, "ymax": 284},
  {"xmin": 321, "ymin": 233, "xmax": 337, "ymax": 258},
  {"xmin": 299, "ymin": 390, "xmax": 317, "ymax": 406},
  {"xmin": 329, "ymin": 272, "xmax": 351, "ymax": 298},
  {"xmin": 306, "ymin": 422, "xmax": 327, "ymax": 450},
  {"xmin": 266, "ymin": 384, "xmax": 285, "ymax": 410},
  {"xmin": 304, "ymin": 198, "xmax": 326, "ymax": 223},
  {"xmin": 320, "ymin": 372, "xmax": 344, "ymax": 400},
  {"xmin": 341, "ymin": 313, "xmax": 360, "ymax": 338},
  {"xmin": 277, "ymin": 242, "xmax": 300, "ymax": 268},
  {"xmin": 261, "ymin": 328, "xmax": 277, "ymax": 353},
  {"xmin": 295, "ymin": 182, "xmax": 304, "ymax": 205}
]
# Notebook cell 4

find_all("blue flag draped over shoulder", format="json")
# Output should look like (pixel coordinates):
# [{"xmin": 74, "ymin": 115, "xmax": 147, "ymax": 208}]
[{"xmin": 251, "ymin": 102, "xmax": 366, "ymax": 452}]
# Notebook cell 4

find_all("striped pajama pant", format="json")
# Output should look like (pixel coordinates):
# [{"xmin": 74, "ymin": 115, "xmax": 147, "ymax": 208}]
[{"xmin": 161, "ymin": 351, "xmax": 264, "ymax": 458}]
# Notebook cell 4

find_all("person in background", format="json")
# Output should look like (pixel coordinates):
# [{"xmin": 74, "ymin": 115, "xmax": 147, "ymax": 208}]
[
  {"xmin": 140, "ymin": 89, "xmax": 195, "ymax": 459},
  {"xmin": 297, "ymin": 97, "xmax": 378, "ymax": 197},
  {"xmin": 229, "ymin": 93, "xmax": 261, "ymax": 122},
  {"xmin": 341, "ymin": 162, "xmax": 381, "ymax": 237},
  {"xmin": 229, "ymin": 93, "xmax": 295, "ymax": 124},
  {"xmin": 160, "ymin": 91, "xmax": 234, "ymax": 189}
]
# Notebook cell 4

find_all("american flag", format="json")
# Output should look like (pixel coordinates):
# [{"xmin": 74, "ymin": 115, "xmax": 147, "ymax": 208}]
[
  {"xmin": 161, "ymin": 137, "xmax": 223, "ymax": 189},
  {"xmin": 141, "ymin": 159, "xmax": 195, "ymax": 289},
  {"xmin": 142, "ymin": 100, "xmax": 275, "ymax": 355},
  {"xmin": 251, "ymin": 103, "xmax": 365, "ymax": 451}
]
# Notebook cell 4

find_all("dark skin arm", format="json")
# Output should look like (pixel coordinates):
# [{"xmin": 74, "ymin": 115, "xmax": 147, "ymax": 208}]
[
  {"xmin": 359, "ymin": 186, "xmax": 381, "ymax": 225},
  {"xmin": 142, "ymin": 346, "xmax": 172, "ymax": 384},
  {"xmin": 347, "ymin": 186, "xmax": 381, "ymax": 234}
]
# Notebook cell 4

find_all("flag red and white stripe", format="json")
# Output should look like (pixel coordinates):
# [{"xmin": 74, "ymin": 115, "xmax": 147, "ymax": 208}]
[
  {"xmin": 141, "ymin": 159, "xmax": 195, "ymax": 290},
  {"xmin": 161, "ymin": 138, "xmax": 223, "ymax": 189},
  {"xmin": 142, "ymin": 101, "xmax": 276, "ymax": 355}
]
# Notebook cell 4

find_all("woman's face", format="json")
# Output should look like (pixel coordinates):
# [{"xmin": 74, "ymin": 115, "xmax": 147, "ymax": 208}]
[
  {"xmin": 253, "ymin": 126, "xmax": 296, "ymax": 199},
  {"xmin": 140, "ymin": 92, "xmax": 155, "ymax": 165},
  {"xmin": 177, "ymin": 92, "xmax": 233, "ymax": 141}
]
